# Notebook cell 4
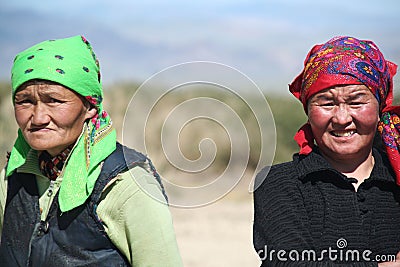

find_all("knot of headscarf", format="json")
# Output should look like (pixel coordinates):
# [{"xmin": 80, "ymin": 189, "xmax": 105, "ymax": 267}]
[
  {"xmin": 7, "ymin": 35, "xmax": 117, "ymax": 212},
  {"xmin": 289, "ymin": 36, "xmax": 400, "ymax": 185}
]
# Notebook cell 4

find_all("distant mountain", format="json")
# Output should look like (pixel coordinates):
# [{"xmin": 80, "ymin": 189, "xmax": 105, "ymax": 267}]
[
  {"xmin": 0, "ymin": 8, "xmax": 171, "ymax": 85},
  {"xmin": 0, "ymin": 8, "xmax": 291, "ymax": 91},
  {"xmin": 1, "ymin": 4, "xmax": 400, "ymax": 94}
]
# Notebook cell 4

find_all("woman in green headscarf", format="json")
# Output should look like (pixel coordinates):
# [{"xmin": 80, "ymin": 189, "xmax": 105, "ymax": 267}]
[{"xmin": 0, "ymin": 35, "xmax": 183, "ymax": 266}]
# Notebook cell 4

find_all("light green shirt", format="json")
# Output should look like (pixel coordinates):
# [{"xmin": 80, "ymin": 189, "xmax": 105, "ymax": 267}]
[{"xmin": 0, "ymin": 150, "xmax": 183, "ymax": 267}]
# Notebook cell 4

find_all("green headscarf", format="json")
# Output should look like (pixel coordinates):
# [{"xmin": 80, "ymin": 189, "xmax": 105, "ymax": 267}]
[{"xmin": 7, "ymin": 35, "xmax": 117, "ymax": 212}]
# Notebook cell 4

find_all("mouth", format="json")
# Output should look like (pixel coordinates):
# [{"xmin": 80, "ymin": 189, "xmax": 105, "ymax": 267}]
[
  {"xmin": 330, "ymin": 130, "xmax": 356, "ymax": 137},
  {"xmin": 28, "ymin": 127, "xmax": 50, "ymax": 133}
]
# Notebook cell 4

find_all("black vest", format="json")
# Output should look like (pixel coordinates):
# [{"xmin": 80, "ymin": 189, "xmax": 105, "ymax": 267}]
[{"xmin": 0, "ymin": 143, "xmax": 165, "ymax": 267}]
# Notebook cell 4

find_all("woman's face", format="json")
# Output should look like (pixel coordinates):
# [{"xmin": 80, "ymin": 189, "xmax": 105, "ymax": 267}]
[
  {"xmin": 307, "ymin": 84, "xmax": 379, "ymax": 162},
  {"xmin": 14, "ymin": 81, "xmax": 96, "ymax": 156}
]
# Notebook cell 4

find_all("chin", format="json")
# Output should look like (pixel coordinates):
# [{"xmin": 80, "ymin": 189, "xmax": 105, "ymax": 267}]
[
  {"xmin": 28, "ymin": 142, "xmax": 55, "ymax": 152},
  {"xmin": 324, "ymin": 147, "xmax": 371, "ymax": 160},
  {"xmin": 30, "ymin": 146, "xmax": 52, "ymax": 152}
]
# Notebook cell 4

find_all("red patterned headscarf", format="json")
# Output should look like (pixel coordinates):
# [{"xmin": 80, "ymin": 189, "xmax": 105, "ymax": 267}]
[{"xmin": 289, "ymin": 36, "xmax": 400, "ymax": 185}]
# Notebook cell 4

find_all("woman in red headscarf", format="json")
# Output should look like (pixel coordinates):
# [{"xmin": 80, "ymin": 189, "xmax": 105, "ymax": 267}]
[{"xmin": 253, "ymin": 36, "xmax": 400, "ymax": 266}]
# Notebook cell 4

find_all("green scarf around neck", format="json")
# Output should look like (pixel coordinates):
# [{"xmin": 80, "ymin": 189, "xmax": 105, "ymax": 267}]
[{"xmin": 7, "ymin": 35, "xmax": 117, "ymax": 212}]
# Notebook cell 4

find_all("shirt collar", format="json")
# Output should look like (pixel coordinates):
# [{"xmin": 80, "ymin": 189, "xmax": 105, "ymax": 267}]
[
  {"xmin": 38, "ymin": 145, "xmax": 73, "ymax": 181},
  {"xmin": 17, "ymin": 149, "xmax": 43, "ymax": 177}
]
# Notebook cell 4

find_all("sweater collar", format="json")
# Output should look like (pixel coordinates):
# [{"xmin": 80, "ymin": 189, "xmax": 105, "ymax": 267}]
[{"xmin": 294, "ymin": 147, "xmax": 396, "ymax": 184}]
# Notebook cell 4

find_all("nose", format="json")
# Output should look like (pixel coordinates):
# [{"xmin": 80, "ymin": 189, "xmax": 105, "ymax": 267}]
[
  {"xmin": 332, "ymin": 104, "xmax": 352, "ymax": 125},
  {"xmin": 31, "ymin": 102, "xmax": 51, "ymax": 126}
]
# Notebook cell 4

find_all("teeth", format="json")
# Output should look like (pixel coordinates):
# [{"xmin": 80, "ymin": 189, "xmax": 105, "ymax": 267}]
[{"xmin": 332, "ymin": 130, "xmax": 355, "ymax": 137}]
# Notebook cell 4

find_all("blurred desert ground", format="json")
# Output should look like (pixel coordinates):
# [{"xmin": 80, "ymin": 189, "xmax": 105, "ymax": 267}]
[{"xmin": 0, "ymin": 81, "xmax": 307, "ymax": 266}]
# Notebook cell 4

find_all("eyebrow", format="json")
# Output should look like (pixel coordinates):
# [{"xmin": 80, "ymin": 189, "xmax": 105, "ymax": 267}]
[
  {"xmin": 14, "ymin": 92, "xmax": 33, "ymax": 99},
  {"xmin": 313, "ymin": 90, "xmax": 370, "ymax": 101},
  {"xmin": 311, "ymin": 94, "xmax": 333, "ymax": 101},
  {"xmin": 346, "ymin": 91, "xmax": 371, "ymax": 101},
  {"xmin": 38, "ymin": 90, "xmax": 65, "ymax": 98}
]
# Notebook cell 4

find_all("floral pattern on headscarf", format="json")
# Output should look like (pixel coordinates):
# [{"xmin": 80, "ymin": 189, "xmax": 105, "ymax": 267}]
[{"xmin": 290, "ymin": 36, "xmax": 396, "ymax": 111}]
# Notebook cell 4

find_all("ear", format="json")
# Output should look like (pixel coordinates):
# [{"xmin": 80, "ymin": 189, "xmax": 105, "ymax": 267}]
[{"xmin": 84, "ymin": 107, "xmax": 98, "ymax": 120}]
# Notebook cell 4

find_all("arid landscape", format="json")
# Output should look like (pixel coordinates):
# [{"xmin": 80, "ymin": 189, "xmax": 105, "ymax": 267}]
[{"xmin": 170, "ymin": 175, "xmax": 260, "ymax": 266}]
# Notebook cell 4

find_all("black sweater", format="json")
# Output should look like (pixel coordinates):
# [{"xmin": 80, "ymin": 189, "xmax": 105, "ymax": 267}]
[{"xmin": 253, "ymin": 148, "xmax": 400, "ymax": 266}]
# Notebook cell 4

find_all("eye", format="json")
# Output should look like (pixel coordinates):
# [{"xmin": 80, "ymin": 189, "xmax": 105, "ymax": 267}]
[
  {"xmin": 320, "ymin": 102, "xmax": 335, "ymax": 107},
  {"xmin": 15, "ymin": 99, "xmax": 33, "ymax": 105},
  {"xmin": 349, "ymin": 101, "xmax": 366, "ymax": 107},
  {"xmin": 50, "ymin": 98, "xmax": 60, "ymax": 103},
  {"xmin": 47, "ymin": 97, "xmax": 65, "ymax": 104}
]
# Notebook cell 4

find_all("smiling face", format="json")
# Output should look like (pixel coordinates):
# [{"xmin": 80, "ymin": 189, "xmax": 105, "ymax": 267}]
[
  {"xmin": 307, "ymin": 84, "xmax": 379, "ymax": 163},
  {"xmin": 14, "ymin": 81, "xmax": 97, "ymax": 156}
]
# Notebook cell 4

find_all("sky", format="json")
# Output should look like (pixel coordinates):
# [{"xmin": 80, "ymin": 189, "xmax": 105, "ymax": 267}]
[{"xmin": 1, "ymin": 0, "xmax": 400, "ymax": 94}]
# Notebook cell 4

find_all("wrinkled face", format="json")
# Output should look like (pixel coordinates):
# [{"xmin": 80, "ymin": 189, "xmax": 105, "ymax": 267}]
[
  {"xmin": 307, "ymin": 84, "xmax": 379, "ymax": 162},
  {"xmin": 14, "ymin": 81, "xmax": 97, "ymax": 156}
]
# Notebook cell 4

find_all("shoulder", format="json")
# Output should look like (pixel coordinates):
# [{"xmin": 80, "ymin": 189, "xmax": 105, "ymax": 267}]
[
  {"xmin": 96, "ymin": 165, "xmax": 169, "ymax": 230},
  {"xmin": 254, "ymin": 160, "xmax": 298, "ymax": 192},
  {"xmin": 99, "ymin": 142, "xmax": 166, "ymax": 200},
  {"xmin": 102, "ymin": 143, "xmax": 148, "ymax": 176},
  {"xmin": 125, "ymin": 166, "xmax": 167, "ymax": 204},
  {"xmin": 96, "ymin": 166, "xmax": 180, "ymax": 266},
  {"xmin": 101, "ymin": 165, "xmax": 166, "ymax": 205}
]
